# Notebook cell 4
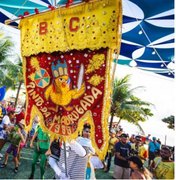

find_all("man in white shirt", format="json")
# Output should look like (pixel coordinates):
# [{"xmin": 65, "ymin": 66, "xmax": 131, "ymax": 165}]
[{"xmin": 0, "ymin": 111, "xmax": 15, "ymax": 159}]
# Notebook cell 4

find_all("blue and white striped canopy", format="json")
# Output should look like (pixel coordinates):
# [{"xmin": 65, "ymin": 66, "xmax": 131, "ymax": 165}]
[{"xmin": 0, "ymin": 0, "xmax": 174, "ymax": 78}]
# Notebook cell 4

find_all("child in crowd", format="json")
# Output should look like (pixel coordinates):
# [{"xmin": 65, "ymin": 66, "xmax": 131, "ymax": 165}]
[
  {"xmin": 0, "ymin": 120, "xmax": 26, "ymax": 173},
  {"xmin": 17, "ymin": 119, "xmax": 27, "ymax": 164}
]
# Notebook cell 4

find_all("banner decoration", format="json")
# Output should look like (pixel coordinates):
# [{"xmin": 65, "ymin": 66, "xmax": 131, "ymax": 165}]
[{"xmin": 20, "ymin": 0, "xmax": 122, "ymax": 159}]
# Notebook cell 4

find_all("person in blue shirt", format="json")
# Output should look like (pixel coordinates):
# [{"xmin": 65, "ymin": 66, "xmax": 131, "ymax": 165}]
[
  {"xmin": 113, "ymin": 133, "xmax": 131, "ymax": 179},
  {"xmin": 148, "ymin": 137, "xmax": 161, "ymax": 167}
]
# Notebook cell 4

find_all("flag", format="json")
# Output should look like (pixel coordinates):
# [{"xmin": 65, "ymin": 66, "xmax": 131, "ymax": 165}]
[{"xmin": 20, "ymin": 0, "xmax": 122, "ymax": 159}]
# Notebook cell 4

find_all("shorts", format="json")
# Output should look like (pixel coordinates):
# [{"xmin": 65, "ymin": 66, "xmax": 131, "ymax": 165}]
[
  {"xmin": 149, "ymin": 151, "xmax": 156, "ymax": 160},
  {"xmin": 6, "ymin": 144, "xmax": 18, "ymax": 157},
  {"xmin": 19, "ymin": 142, "xmax": 26, "ymax": 149},
  {"xmin": 29, "ymin": 129, "xmax": 35, "ymax": 137},
  {"xmin": 113, "ymin": 165, "xmax": 130, "ymax": 179}
]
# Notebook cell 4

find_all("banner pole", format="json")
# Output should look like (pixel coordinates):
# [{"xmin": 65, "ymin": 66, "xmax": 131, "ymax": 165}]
[{"xmin": 63, "ymin": 141, "xmax": 68, "ymax": 177}]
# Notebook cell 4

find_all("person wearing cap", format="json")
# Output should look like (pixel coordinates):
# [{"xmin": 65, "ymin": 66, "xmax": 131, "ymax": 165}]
[
  {"xmin": 153, "ymin": 146, "xmax": 174, "ymax": 179},
  {"xmin": 131, "ymin": 135, "xmax": 148, "ymax": 163},
  {"xmin": 148, "ymin": 137, "xmax": 161, "ymax": 167},
  {"xmin": 113, "ymin": 133, "xmax": 131, "ymax": 179},
  {"xmin": 128, "ymin": 156, "xmax": 152, "ymax": 179},
  {"xmin": 0, "ymin": 120, "xmax": 25, "ymax": 173},
  {"xmin": 104, "ymin": 129, "xmax": 118, "ymax": 172}
]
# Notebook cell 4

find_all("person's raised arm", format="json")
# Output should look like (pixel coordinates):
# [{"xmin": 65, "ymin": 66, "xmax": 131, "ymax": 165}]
[
  {"xmin": 30, "ymin": 131, "xmax": 38, "ymax": 148},
  {"xmin": 70, "ymin": 140, "xmax": 86, "ymax": 157}
]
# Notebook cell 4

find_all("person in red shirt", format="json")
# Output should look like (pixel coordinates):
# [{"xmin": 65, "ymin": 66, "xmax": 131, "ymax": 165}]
[{"xmin": 15, "ymin": 108, "xmax": 25, "ymax": 125}]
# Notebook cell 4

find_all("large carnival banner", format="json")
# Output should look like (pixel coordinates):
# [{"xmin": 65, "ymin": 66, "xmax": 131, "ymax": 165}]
[{"xmin": 19, "ymin": 0, "xmax": 122, "ymax": 158}]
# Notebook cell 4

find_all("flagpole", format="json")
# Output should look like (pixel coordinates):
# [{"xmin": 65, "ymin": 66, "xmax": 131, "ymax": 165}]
[
  {"xmin": 4, "ymin": 0, "xmax": 87, "ymax": 25},
  {"xmin": 4, "ymin": 0, "xmax": 106, "ymax": 26},
  {"xmin": 63, "ymin": 141, "xmax": 68, "ymax": 178}
]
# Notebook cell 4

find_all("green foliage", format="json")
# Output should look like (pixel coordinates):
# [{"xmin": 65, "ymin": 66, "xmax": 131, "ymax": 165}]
[
  {"xmin": 111, "ymin": 75, "xmax": 153, "ymax": 132},
  {"xmin": 162, "ymin": 115, "xmax": 174, "ymax": 129},
  {"xmin": 0, "ymin": 31, "xmax": 23, "ymax": 89},
  {"xmin": 0, "ymin": 38, "xmax": 13, "ymax": 62}
]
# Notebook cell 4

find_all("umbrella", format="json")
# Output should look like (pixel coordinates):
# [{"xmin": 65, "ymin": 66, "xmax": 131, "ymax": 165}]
[{"xmin": 0, "ymin": 0, "xmax": 174, "ymax": 78}]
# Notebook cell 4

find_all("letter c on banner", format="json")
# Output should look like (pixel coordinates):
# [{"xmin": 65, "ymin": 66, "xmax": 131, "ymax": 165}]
[{"xmin": 69, "ymin": 17, "xmax": 80, "ymax": 32}]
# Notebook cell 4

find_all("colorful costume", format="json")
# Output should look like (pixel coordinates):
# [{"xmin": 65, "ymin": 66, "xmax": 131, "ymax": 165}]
[{"xmin": 29, "ymin": 126, "xmax": 50, "ymax": 179}]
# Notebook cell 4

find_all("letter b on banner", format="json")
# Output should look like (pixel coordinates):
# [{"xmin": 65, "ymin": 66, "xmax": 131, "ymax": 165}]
[{"xmin": 39, "ymin": 22, "xmax": 48, "ymax": 35}]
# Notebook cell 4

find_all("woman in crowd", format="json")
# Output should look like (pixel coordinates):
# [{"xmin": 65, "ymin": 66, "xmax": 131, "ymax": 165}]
[
  {"xmin": 128, "ymin": 156, "xmax": 152, "ymax": 179},
  {"xmin": 76, "ymin": 124, "xmax": 95, "ymax": 179}
]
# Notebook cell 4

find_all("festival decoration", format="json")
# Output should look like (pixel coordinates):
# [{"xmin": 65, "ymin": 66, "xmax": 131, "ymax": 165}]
[{"xmin": 20, "ymin": 0, "xmax": 122, "ymax": 159}]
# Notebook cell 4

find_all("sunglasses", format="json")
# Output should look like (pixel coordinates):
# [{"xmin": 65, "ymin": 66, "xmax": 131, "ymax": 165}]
[{"xmin": 85, "ymin": 130, "xmax": 90, "ymax": 133}]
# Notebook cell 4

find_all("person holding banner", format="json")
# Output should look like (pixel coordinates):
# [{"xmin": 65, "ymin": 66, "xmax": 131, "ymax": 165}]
[
  {"xmin": 45, "ymin": 136, "xmax": 61, "ymax": 178},
  {"xmin": 29, "ymin": 125, "xmax": 50, "ymax": 179},
  {"xmin": 55, "ymin": 124, "xmax": 95, "ymax": 180},
  {"xmin": 55, "ymin": 140, "xmax": 87, "ymax": 180}
]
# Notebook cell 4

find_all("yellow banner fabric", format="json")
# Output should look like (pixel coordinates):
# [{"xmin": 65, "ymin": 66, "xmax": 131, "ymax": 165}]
[{"xmin": 19, "ymin": 0, "xmax": 122, "ymax": 57}]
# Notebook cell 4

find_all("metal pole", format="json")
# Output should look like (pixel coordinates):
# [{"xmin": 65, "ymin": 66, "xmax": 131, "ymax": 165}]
[
  {"xmin": 63, "ymin": 141, "xmax": 68, "ymax": 177},
  {"xmin": 54, "ymin": 0, "xmax": 57, "ymax": 7},
  {"xmin": 165, "ymin": 135, "xmax": 167, "ymax": 145}
]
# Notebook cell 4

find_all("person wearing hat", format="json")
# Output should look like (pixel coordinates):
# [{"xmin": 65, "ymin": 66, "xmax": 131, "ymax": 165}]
[
  {"xmin": 128, "ymin": 156, "xmax": 152, "ymax": 179},
  {"xmin": 148, "ymin": 137, "xmax": 161, "ymax": 167},
  {"xmin": 0, "ymin": 120, "xmax": 26, "ymax": 173},
  {"xmin": 131, "ymin": 135, "xmax": 148, "ymax": 163},
  {"xmin": 113, "ymin": 133, "xmax": 131, "ymax": 179},
  {"xmin": 104, "ymin": 129, "xmax": 118, "ymax": 172}
]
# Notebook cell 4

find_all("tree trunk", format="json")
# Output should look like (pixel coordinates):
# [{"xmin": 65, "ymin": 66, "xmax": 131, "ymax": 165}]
[
  {"xmin": 14, "ymin": 81, "xmax": 22, "ymax": 108},
  {"xmin": 109, "ymin": 112, "xmax": 114, "ymax": 132},
  {"xmin": 116, "ymin": 118, "xmax": 122, "ymax": 128}
]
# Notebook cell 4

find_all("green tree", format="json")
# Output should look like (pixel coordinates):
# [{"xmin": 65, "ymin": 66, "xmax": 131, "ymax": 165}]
[
  {"xmin": 162, "ymin": 115, "xmax": 174, "ymax": 129},
  {"xmin": 110, "ymin": 75, "xmax": 153, "ymax": 134},
  {"xmin": 0, "ymin": 31, "xmax": 23, "ymax": 107}
]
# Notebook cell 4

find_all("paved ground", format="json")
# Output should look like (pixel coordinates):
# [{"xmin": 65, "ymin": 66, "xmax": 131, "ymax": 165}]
[{"xmin": 0, "ymin": 143, "xmax": 114, "ymax": 179}]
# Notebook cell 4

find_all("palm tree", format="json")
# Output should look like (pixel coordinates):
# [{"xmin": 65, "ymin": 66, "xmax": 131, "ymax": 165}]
[
  {"xmin": 109, "ymin": 75, "xmax": 153, "ymax": 134},
  {"xmin": 0, "ymin": 31, "xmax": 24, "ymax": 107}
]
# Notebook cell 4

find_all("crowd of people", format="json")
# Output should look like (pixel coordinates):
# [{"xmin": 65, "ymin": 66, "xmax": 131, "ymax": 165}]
[
  {"xmin": 0, "ymin": 101, "xmax": 175, "ymax": 179},
  {"xmin": 104, "ymin": 125, "xmax": 174, "ymax": 179}
]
